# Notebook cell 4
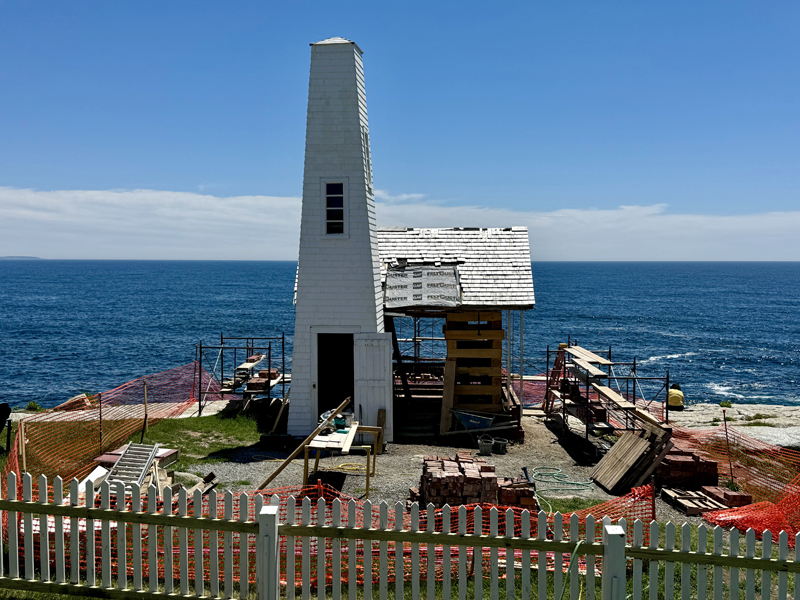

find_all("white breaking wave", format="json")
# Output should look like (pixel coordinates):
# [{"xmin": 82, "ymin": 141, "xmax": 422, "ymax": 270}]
[{"xmin": 639, "ymin": 351, "xmax": 699, "ymax": 365}]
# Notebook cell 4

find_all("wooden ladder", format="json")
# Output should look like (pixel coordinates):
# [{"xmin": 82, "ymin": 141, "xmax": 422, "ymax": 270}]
[{"xmin": 544, "ymin": 348, "xmax": 565, "ymax": 413}]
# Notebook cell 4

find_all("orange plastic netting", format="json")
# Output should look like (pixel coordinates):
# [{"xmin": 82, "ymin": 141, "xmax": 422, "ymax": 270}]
[
  {"xmin": 522, "ymin": 364, "xmax": 800, "ymax": 544},
  {"xmin": 2, "ymin": 362, "xmax": 219, "ymax": 495},
  {"xmin": 9, "ymin": 482, "xmax": 655, "ymax": 587}
]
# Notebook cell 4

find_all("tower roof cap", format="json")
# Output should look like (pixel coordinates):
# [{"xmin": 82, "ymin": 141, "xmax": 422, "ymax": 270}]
[{"xmin": 311, "ymin": 37, "xmax": 362, "ymax": 53}]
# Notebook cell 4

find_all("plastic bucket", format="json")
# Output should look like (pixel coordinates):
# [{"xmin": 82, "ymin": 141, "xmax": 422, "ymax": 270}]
[
  {"xmin": 478, "ymin": 435, "xmax": 494, "ymax": 456},
  {"xmin": 493, "ymin": 437, "xmax": 509, "ymax": 455}
]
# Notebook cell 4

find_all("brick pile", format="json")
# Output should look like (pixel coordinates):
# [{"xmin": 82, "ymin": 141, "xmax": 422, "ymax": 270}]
[
  {"xmin": 498, "ymin": 477, "xmax": 538, "ymax": 508},
  {"xmin": 655, "ymin": 449, "xmax": 719, "ymax": 490},
  {"xmin": 409, "ymin": 452, "xmax": 498, "ymax": 508},
  {"xmin": 701, "ymin": 485, "xmax": 753, "ymax": 508}
]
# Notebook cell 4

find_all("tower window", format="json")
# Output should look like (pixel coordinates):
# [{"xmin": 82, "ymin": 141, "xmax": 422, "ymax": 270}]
[{"xmin": 326, "ymin": 183, "xmax": 345, "ymax": 234}]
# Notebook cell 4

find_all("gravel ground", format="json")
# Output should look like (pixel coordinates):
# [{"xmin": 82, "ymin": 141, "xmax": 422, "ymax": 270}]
[{"xmin": 181, "ymin": 412, "xmax": 704, "ymax": 525}]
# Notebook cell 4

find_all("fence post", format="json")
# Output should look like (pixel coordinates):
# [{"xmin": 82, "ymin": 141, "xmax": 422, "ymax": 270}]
[
  {"xmin": 259, "ymin": 504, "xmax": 280, "ymax": 600},
  {"xmin": 601, "ymin": 524, "xmax": 626, "ymax": 600}
]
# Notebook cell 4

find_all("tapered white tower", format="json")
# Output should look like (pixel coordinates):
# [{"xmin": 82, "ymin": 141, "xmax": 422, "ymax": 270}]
[{"xmin": 289, "ymin": 38, "xmax": 392, "ymax": 441}]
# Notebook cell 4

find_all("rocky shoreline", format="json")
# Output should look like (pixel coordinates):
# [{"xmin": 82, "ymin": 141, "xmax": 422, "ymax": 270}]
[{"xmin": 667, "ymin": 402, "xmax": 800, "ymax": 449}]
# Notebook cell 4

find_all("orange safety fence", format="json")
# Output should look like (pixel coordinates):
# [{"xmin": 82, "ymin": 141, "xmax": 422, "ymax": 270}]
[
  {"xmin": 2, "ymin": 362, "xmax": 222, "ymax": 496},
  {"xmin": 519, "ymin": 367, "xmax": 800, "ymax": 544},
  {"xmin": 6, "ymin": 482, "xmax": 656, "ymax": 588}
]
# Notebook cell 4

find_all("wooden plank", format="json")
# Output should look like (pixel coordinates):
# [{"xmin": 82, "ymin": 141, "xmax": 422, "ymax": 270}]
[
  {"xmin": 592, "ymin": 383, "xmax": 637, "ymax": 410},
  {"xmin": 446, "ymin": 312, "xmax": 502, "ymax": 322},
  {"xmin": 440, "ymin": 359, "xmax": 456, "ymax": 435},
  {"xmin": 566, "ymin": 345, "xmax": 613, "ymax": 366},
  {"xmin": 454, "ymin": 385, "xmax": 502, "ymax": 396},
  {"xmin": 447, "ymin": 348, "xmax": 503, "ymax": 359},
  {"xmin": 258, "ymin": 396, "xmax": 351, "ymax": 489},
  {"xmin": 591, "ymin": 433, "xmax": 653, "ymax": 491},
  {"xmin": 456, "ymin": 367, "xmax": 501, "ymax": 376},
  {"xmin": 445, "ymin": 330, "xmax": 505, "ymax": 340},
  {"xmin": 570, "ymin": 357, "xmax": 606, "ymax": 378}
]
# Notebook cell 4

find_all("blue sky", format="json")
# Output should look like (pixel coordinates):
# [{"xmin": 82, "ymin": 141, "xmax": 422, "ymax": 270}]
[{"xmin": 1, "ymin": 1, "xmax": 799, "ymax": 260}]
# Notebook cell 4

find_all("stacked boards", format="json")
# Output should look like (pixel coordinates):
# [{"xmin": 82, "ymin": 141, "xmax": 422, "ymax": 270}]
[
  {"xmin": 439, "ymin": 312, "xmax": 504, "ymax": 434},
  {"xmin": 591, "ymin": 421, "xmax": 673, "ymax": 494}
]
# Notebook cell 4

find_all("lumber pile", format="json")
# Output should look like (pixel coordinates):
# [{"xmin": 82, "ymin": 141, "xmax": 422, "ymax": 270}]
[
  {"xmin": 701, "ymin": 485, "xmax": 752, "ymax": 508},
  {"xmin": 654, "ymin": 449, "xmax": 718, "ymax": 490},
  {"xmin": 661, "ymin": 488, "xmax": 727, "ymax": 516},
  {"xmin": 409, "ymin": 452, "xmax": 498, "ymax": 508},
  {"xmin": 591, "ymin": 422, "xmax": 673, "ymax": 494}
]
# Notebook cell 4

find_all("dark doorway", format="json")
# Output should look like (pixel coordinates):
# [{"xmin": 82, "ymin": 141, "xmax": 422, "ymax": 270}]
[{"xmin": 317, "ymin": 333, "xmax": 354, "ymax": 415}]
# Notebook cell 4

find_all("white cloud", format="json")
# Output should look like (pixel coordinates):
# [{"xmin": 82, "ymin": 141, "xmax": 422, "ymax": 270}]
[{"xmin": 1, "ymin": 186, "xmax": 799, "ymax": 260}]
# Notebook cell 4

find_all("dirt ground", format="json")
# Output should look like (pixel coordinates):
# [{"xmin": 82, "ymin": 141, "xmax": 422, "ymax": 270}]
[{"xmin": 204, "ymin": 411, "xmax": 704, "ymax": 525}]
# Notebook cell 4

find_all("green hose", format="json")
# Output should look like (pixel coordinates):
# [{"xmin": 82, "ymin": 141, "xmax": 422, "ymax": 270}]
[{"xmin": 530, "ymin": 466, "xmax": 594, "ymax": 494}]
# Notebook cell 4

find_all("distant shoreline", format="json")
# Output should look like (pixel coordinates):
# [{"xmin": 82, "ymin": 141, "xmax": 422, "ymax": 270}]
[{"xmin": 0, "ymin": 256, "xmax": 41, "ymax": 260}]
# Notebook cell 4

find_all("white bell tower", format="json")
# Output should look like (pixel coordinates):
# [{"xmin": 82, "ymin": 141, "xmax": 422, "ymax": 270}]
[{"xmin": 289, "ymin": 38, "xmax": 393, "ymax": 441}]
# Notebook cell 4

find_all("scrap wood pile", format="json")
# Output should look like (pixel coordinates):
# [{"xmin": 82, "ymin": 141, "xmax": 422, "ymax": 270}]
[{"xmin": 591, "ymin": 421, "xmax": 673, "ymax": 494}]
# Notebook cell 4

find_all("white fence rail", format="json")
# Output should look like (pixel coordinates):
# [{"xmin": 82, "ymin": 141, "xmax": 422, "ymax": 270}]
[{"xmin": 0, "ymin": 473, "xmax": 799, "ymax": 599}]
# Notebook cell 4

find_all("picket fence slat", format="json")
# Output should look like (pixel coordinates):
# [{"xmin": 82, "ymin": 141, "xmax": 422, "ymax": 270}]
[
  {"xmin": 147, "ymin": 484, "xmax": 158, "ymax": 594},
  {"xmin": 348, "ymin": 499, "xmax": 356, "ymax": 600},
  {"xmin": 731, "ymin": 527, "xmax": 741, "ymax": 600},
  {"xmin": 443, "ymin": 505, "xmax": 452, "ymax": 600},
  {"xmin": 132, "ymin": 483, "xmax": 142, "ymax": 592},
  {"xmin": 69, "ymin": 478, "xmax": 79, "ymax": 585},
  {"xmin": 649, "ymin": 521, "xmax": 659, "ymax": 600},
  {"xmin": 316, "ymin": 497, "xmax": 325, "ymax": 600},
  {"xmin": 241, "ymin": 492, "xmax": 250, "ymax": 600},
  {"xmin": 379, "ymin": 501, "xmax": 388, "ymax": 600},
  {"xmin": 762, "ymin": 530, "xmax": 772, "ymax": 600},
  {"xmin": 286, "ymin": 496, "xmax": 296, "ymax": 600},
  {"xmin": 489, "ymin": 507, "xmax": 498, "ymax": 600},
  {"xmin": 193, "ymin": 488, "xmax": 204, "ymax": 598},
  {"xmin": 537, "ymin": 510, "xmax": 546, "ymax": 600},
  {"xmin": 779, "ymin": 531, "xmax": 789, "ymax": 600},
  {"xmin": 39, "ymin": 474, "xmax": 50, "ymax": 583},
  {"xmin": 746, "ymin": 529, "xmax": 756, "ymax": 600},
  {"xmin": 333, "ymin": 498, "xmax": 342, "ymax": 600},
  {"xmin": 664, "ymin": 522, "xmax": 675, "ymax": 599},
  {"xmin": 632, "ymin": 519, "xmax": 643, "ymax": 600},
  {"xmin": 794, "ymin": 532, "xmax": 800, "ymax": 600},
  {"xmin": 179, "ymin": 488, "xmax": 189, "ymax": 596},
  {"xmin": 364, "ymin": 500, "xmax": 373, "ymax": 600},
  {"xmin": 210, "ymin": 490, "xmax": 220, "ymax": 598},
  {"xmin": 458, "ymin": 505, "xmax": 467, "ymax": 600},
  {"xmin": 520, "ymin": 510, "xmax": 530, "ymax": 600},
  {"xmin": 411, "ymin": 503, "xmax": 419, "ymax": 600},
  {"xmin": 681, "ymin": 522, "xmax": 691, "ymax": 600},
  {"xmin": 302, "ymin": 496, "xmax": 310, "ymax": 600},
  {"xmin": 54, "ymin": 477, "xmax": 64, "ymax": 584},
  {"xmin": 23, "ymin": 473, "xmax": 33, "ymax": 581},
  {"xmin": 713, "ymin": 526, "xmax": 723, "ymax": 600},
  {"xmin": 426, "ymin": 502, "xmax": 434, "ymax": 600},
  {"xmin": 395, "ymin": 501, "xmax": 404, "ymax": 600},
  {"xmin": 164, "ymin": 486, "xmax": 174, "ymax": 595},
  {"xmin": 586, "ymin": 514, "xmax": 596, "ymax": 600},
  {"xmin": 697, "ymin": 525, "xmax": 708, "ymax": 600},
  {"xmin": 505, "ymin": 508, "xmax": 514, "ymax": 600},
  {"xmin": 475, "ymin": 505, "xmax": 483, "ymax": 600},
  {"xmin": 8, "ymin": 473, "xmax": 19, "ymax": 580},
  {"xmin": 116, "ymin": 481, "xmax": 127, "ymax": 591}
]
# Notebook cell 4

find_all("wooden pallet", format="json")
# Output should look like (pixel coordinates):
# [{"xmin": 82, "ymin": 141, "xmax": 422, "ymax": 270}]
[{"xmin": 661, "ymin": 488, "xmax": 727, "ymax": 516}]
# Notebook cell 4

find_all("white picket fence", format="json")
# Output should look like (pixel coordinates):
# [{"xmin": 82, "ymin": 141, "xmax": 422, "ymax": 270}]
[{"xmin": 0, "ymin": 472, "xmax": 799, "ymax": 599}]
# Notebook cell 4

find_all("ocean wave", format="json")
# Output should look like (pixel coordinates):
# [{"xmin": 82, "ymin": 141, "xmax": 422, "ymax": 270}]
[{"xmin": 639, "ymin": 351, "xmax": 699, "ymax": 365}]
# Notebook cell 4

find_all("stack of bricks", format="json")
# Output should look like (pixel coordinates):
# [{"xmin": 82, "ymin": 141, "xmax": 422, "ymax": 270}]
[
  {"xmin": 498, "ymin": 477, "xmax": 538, "ymax": 509},
  {"xmin": 409, "ymin": 452, "xmax": 498, "ymax": 508},
  {"xmin": 701, "ymin": 486, "xmax": 753, "ymax": 508},
  {"xmin": 655, "ymin": 449, "xmax": 719, "ymax": 490}
]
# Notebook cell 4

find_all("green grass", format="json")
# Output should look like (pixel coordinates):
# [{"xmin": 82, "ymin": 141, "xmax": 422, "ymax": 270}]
[
  {"xmin": 538, "ymin": 496, "xmax": 605, "ymax": 515},
  {"xmin": 736, "ymin": 421, "xmax": 776, "ymax": 427},
  {"xmin": 129, "ymin": 412, "xmax": 261, "ymax": 474}
]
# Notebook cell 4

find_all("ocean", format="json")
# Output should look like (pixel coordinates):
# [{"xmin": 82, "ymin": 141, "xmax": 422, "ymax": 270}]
[{"xmin": 0, "ymin": 260, "xmax": 798, "ymax": 409}]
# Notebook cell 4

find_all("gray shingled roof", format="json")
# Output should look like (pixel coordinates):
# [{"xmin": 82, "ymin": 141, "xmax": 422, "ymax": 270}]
[{"xmin": 377, "ymin": 227, "xmax": 535, "ymax": 309}]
